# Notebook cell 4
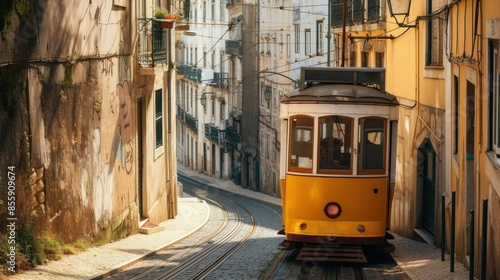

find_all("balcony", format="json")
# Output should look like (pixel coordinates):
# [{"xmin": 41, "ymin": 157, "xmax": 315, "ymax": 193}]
[
  {"xmin": 204, "ymin": 123, "xmax": 221, "ymax": 144},
  {"xmin": 213, "ymin": 72, "xmax": 229, "ymax": 89},
  {"xmin": 138, "ymin": 19, "xmax": 168, "ymax": 68},
  {"xmin": 186, "ymin": 68, "xmax": 202, "ymax": 82},
  {"xmin": 177, "ymin": 64, "xmax": 193, "ymax": 76},
  {"xmin": 225, "ymin": 126, "xmax": 241, "ymax": 150},
  {"xmin": 177, "ymin": 105, "xmax": 186, "ymax": 121},
  {"xmin": 225, "ymin": 40, "xmax": 242, "ymax": 56},
  {"xmin": 185, "ymin": 114, "xmax": 198, "ymax": 133},
  {"xmin": 331, "ymin": 0, "xmax": 384, "ymax": 28}
]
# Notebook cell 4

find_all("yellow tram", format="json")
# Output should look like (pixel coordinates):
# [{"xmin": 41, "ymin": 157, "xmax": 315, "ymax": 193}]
[{"xmin": 278, "ymin": 67, "xmax": 399, "ymax": 250}]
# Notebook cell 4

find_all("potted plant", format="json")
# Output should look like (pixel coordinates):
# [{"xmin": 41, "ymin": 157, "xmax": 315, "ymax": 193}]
[
  {"xmin": 154, "ymin": 7, "xmax": 174, "ymax": 29},
  {"xmin": 154, "ymin": 7, "xmax": 167, "ymax": 19}
]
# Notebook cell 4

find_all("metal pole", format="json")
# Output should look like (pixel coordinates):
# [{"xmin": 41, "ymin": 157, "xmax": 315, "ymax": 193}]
[
  {"xmin": 451, "ymin": 191, "xmax": 456, "ymax": 272},
  {"xmin": 469, "ymin": 209, "xmax": 474, "ymax": 280},
  {"xmin": 441, "ymin": 194, "xmax": 445, "ymax": 261},
  {"xmin": 481, "ymin": 199, "xmax": 488, "ymax": 280}
]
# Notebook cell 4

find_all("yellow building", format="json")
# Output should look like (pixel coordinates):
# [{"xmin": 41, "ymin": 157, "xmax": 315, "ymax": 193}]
[{"xmin": 384, "ymin": 0, "xmax": 499, "ymax": 278}]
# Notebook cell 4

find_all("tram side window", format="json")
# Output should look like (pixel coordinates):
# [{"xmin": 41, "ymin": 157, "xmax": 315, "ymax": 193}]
[
  {"xmin": 318, "ymin": 116, "xmax": 353, "ymax": 172},
  {"xmin": 289, "ymin": 116, "xmax": 314, "ymax": 170},
  {"xmin": 358, "ymin": 117, "xmax": 386, "ymax": 173}
]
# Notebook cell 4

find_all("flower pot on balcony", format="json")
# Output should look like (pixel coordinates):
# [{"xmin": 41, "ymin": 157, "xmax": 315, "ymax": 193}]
[{"xmin": 159, "ymin": 20, "xmax": 174, "ymax": 29}]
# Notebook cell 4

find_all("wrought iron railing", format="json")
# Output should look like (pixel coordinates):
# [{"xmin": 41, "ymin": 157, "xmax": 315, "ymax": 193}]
[
  {"xmin": 186, "ymin": 114, "xmax": 198, "ymax": 133},
  {"xmin": 138, "ymin": 19, "xmax": 168, "ymax": 67},
  {"xmin": 214, "ymin": 72, "xmax": 229, "ymax": 89},
  {"xmin": 225, "ymin": 126, "xmax": 241, "ymax": 150},
  {"xmin": 177, "ymin": 64, "xmax": 193, "ymax": 76},
  {"xmin": 225, "ymin": 40, "xmax": 242, "ymax": 56},
  {"xmin": 331, "ymin": 0, "xmax": 384, "ymax": 28}
]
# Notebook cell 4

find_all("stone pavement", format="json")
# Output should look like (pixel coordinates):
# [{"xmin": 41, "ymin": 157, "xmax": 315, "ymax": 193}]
[
  {"xmin": 390, "ymin": 233, "xmax": 469, "ymax": 280},
  {"xmin": 7, "ymin": 197, "xmax": 209, "ymax": 280},
  {"xmin": 7, "ymin": 163, "xmax": 469, "ymax": 279}
]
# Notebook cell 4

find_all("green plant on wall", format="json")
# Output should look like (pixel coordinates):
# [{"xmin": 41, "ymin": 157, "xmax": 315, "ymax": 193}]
[
  {"xmin": 0, "ymin": 0, "xmax": 33, "ymax": 40},
  {"xmin": 62, "ymin": 62, "xmax": 73, "ymax": 88}
]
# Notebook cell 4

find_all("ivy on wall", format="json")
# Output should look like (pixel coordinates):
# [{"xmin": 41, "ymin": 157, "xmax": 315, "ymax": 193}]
[{"xmin": 0, "ymin": 0, "xmax": 33, "ymax": 40}]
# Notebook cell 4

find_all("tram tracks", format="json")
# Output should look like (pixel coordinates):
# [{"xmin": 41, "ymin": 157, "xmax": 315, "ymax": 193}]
[
  {"xmin": 109, "ymin": 174, "xmax": 257, "ymax": 279},
  {"xmin": 262, "ymin": 248, "xmax": 366, "ymax": 280}
]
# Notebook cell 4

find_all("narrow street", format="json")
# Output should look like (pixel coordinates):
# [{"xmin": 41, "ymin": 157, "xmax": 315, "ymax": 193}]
[{"xmin": 106, "ymin": 175, "xmax": 407, "ymax": 280}]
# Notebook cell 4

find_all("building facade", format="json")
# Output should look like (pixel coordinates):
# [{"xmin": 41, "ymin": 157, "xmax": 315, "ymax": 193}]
[
  {"xmin": 0, "ymin": 0, "xmax": 177, "ymax": 243},
  {"xmin": 384, "ymin": 0, "xmax": 500, "ymax": 278},
  {"xmin": 175, "ymin": 0, "xmax": 232, "ymax": 182}
]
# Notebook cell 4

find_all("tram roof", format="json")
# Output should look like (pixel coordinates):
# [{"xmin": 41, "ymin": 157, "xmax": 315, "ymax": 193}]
[{"xmin": 281, "ymin": 83, "xmax": 399, "ymax": 106}]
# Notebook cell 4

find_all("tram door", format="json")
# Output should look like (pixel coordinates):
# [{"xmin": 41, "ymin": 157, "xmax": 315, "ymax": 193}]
[{"xmin": 418, "ymin": 140, "xmax": 436, "ymax": 235}]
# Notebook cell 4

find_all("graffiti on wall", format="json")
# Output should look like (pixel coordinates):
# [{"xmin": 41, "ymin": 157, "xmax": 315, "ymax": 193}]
[
  {"xmin": 92, "ymin": 128, "xmax": 114, "ymax": 227},
  {"xmin": 110, "ymin": 80, "xmax": 133, "ymax": 174}
]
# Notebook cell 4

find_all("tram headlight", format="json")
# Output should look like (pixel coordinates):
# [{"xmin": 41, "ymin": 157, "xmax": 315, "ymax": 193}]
[{"xmin": 323, "ymin": 202, "xmax": 342, "ymax": 219}]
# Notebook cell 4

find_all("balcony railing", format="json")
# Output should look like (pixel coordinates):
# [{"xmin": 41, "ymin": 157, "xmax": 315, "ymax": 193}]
[
  {"xmin": 204, "ymin": 123, "xmax": 221, "ymax": 144},
  {"xmin": 177, "ymin": 64, "xmax": 193, "ymax": 76},
  {"xmin": 138, "ymin": 19, "xmax": 168, "ymax": 67},
  {"xmin": 185, "ymin": 114, "xmax": 198, "ymax": 133},
  {"xmin": 213, "ymin": 72, "xmax": 229, "ymax": 89},
  {"xmin": 177, "ymin": 105, "xmax": 186, "ymax": 121},
  {"xmin": 225, "ymin": 40, "xmax": 242, "ymax": 56},
  {"xmin": 186, "ymin": 68, "xmax": 202, "ymax": 82},
  {"xmin": 225, "ymin": 126, "xmax": 241, "ymax": 150},
  {"xmin": 331, "ymin": 0, "xmax": 384, "ymax": 28}
]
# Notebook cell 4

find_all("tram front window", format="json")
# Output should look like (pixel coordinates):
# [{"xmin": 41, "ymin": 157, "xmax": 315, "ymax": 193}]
[
  {"xmin": 318, "ymin": 116, "xmax": 353, "ymax": 172},
  {"xmin": 358, "ymin": 117, "xmax": 386, "ymax": 173},
  {"xmin": 289, "ymin": 116, "xmax": 314, "ymax": 170}
]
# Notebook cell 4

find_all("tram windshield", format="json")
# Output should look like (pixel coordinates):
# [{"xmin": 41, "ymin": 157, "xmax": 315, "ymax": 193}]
[{"xmin": 318, "ymin": 116, "xmax": 353, "ymax": 173}]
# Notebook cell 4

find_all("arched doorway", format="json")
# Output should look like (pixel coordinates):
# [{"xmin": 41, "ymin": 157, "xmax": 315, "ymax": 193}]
[{"xmin": 417, "ymin": 139, "xmax": 436, "ymax": 235}]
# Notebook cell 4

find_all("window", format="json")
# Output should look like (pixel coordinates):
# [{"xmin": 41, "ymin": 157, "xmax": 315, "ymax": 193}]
[
  {"xmin": 211, "ymin": 0, "xmax": 215, "ymax": 20},
  {"xmin": 316, "ymin": 21, "xmax": 324, "ymax": 55},
  {"xmin": 203, "ymin": 47, "xmax": 207, "ymax": 68},
  {"xmin": 280, "ymin": 34, "xmax": 283, "ymax": 53},
  {"xmin": 318, "ymin": 116, "xmax": 353, "ymax": 173},
  {"xmin": 305, "ymin": 29, "xmax": 311, "ymax": 55},
  {"xmin": 212, "ymin": 50, "xmax": 216, "ymax": 69},
  {"xmin": 287, "ymin": 34, "xmax": 291, "ymax": 57},
  {"xmin": 358, "ymin": 117, "xmax": 386, "ymax": 174},
  {"xmin": 220, "ymin": 50, "xmax": 224, "ymax": 74},
  {"xmin": 220, "ymin": 99, "xmax": 225, "ymax": 120},
  {"xmin": 289, "ymin": 116, "xmax": 314, "ymax": 171},
  {"xmin": 426, "ymin": 0, "xmax": 444, "ymax": 66},
  {"xmin": 361, "ymin": 51, "xmax": 369, "ymax": 67},
  {"xmin": 266, "ymin": 133, "xmax": 270, "ymax": 160},
  {"xmin": 375, "ymin": 52, "xmax": 385, "ymax": 68},
  {"xmin": 489, "ymin": 40, "xmax": 500, "ymax": 156},
  {"xmin": 202, "ymin": 1, "xmax": 206, "ymax": 22},
  {"xmin": 211, "ymin": 99, "xmax": 215, "ymax": 117},
  {"xmin": 453, "ymin": 75, "xmax": 459, "ymax": 155},
  {"xmin": 349, "ymin": 44, "xmax": 356, "ymax": 67},
  {"xmin": 195, "ymin": 47, "xmax": 198, "ymax": 66},
  {"xmin": 155, "ymin": 89, "xmax": 163, "ymax": 148},
  {"xmin": 294, "ymin": 25, "xmax": 300, "ymax": 53}
]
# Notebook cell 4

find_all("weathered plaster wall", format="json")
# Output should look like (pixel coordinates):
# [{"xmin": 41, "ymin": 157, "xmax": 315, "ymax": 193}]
[{"xmin": 0, "ymin": 57, "xmax": 138, "ymax": 242}]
